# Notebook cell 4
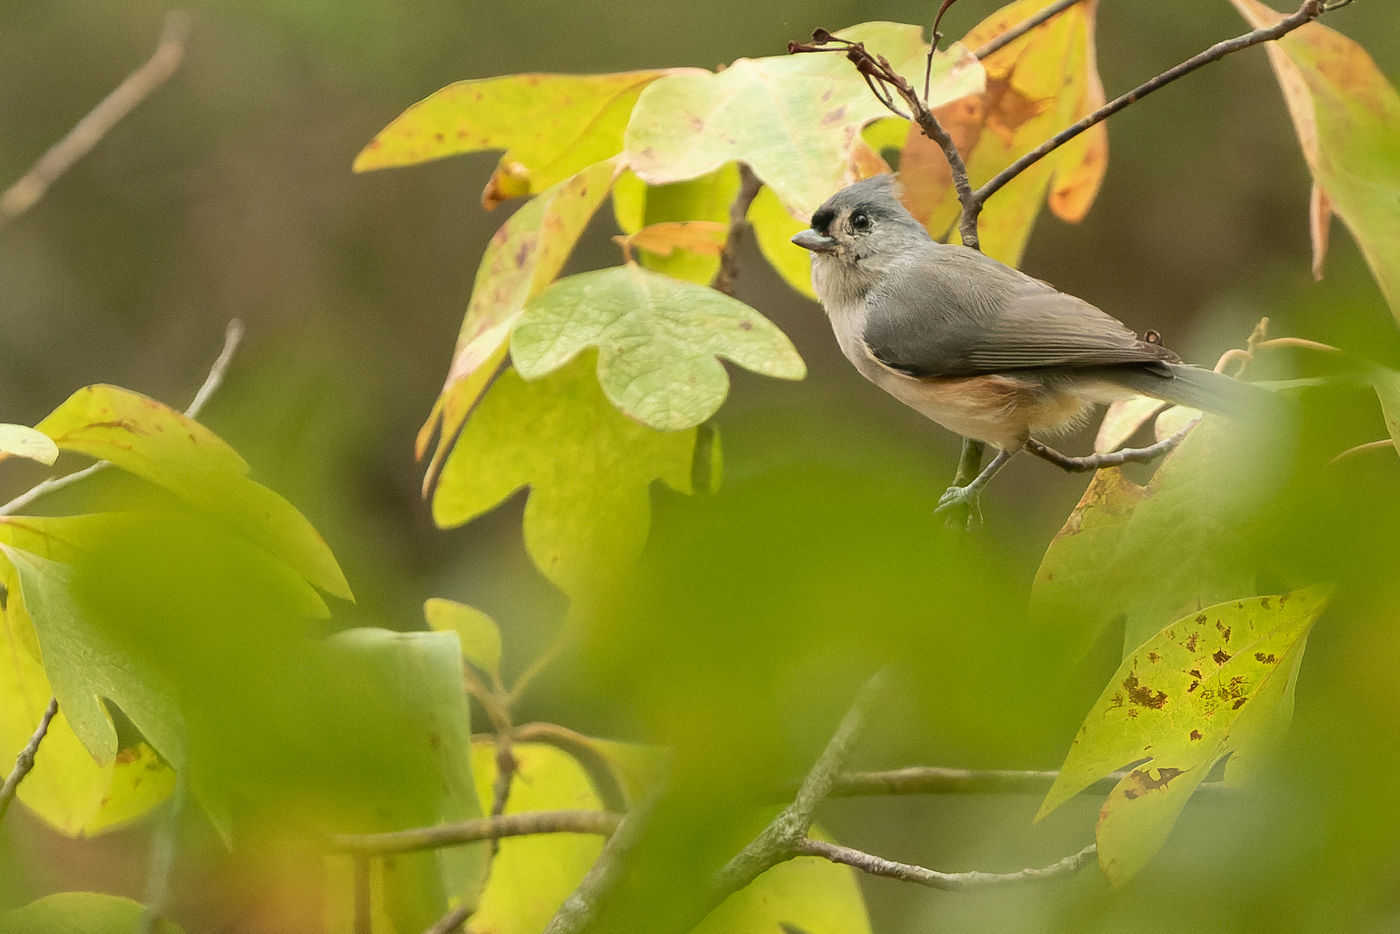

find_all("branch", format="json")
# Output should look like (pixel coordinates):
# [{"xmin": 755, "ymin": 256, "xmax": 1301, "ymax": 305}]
[
  {"xmin": 424, "ymin": 905, "xmax": 472, "ymax": 934},
  {"xmin": 827, "ymin": 765, "xmax": 1233, "ymax": 799},
  {"xmin": 706, "ymin": 670, "xmax": 892, "ymax": 905},
  {"xmin": 975, "ymin": 0, "xmax": 1328, "ymax": 205},
  {"xmin": 711, "ymin": 163, "xmax": 764, "ymax": 297},
  {"xmin": 0, "ymin": 318, "xmax": 244, "ymax": 517},
  {"xmin": 542, "ymin": 790, "xmax": 662, "ymax": 934},
  {"xmin": 328, "ymin": 809, "xmax": 622, "ymax": 857},
  {"xmin": 795, "ymin": 838, "xmax": 1097, "ymax": 891},
  {"xmin": 139, "ymin": 770, "xmax": 188, "ymax": 934},
  {"xmin": 0, "ymin": 12, "xmax": 192, "ymax": 231},
  {"xmin": 973, "ymin": 0, "xmax": 1088, "ymax": 60},
  {"xmin": 0, "ymin": 696, "xmax": 58, "ymax": 826}
]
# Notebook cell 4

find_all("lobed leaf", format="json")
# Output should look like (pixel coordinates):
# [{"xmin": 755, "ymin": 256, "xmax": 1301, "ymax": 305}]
[
  {"xmin": 1038, "ymin": 586, "xmax": 1328, "ymax": 883},
  {"xmin": 1231, "ymin": 0, "xmax": 1400, "ymax": 320},
  {"xmin": 417, "ymin": 160, "xmax": 618, "ymax": 491},
  {"xmin": 900, "ymin": 0, "xmax": 1107, "ymax": 265},
  {"xmin": 624, "ymin": 22, "xmax": 982, "ymax": 218},
  {"xmin": 433, "ymin": 357, "xmax": 699, "ymax": 599},
  {"xmin": 510, "ymin": 264, "xmax": 805, "ymax": 431},
  {"xmin": 354, "ymin": 70, "xmax": 684, "ymax": 207},
  {"xmin": 34, "ymin": 385, "xmax": 350, "ymax": 601}
]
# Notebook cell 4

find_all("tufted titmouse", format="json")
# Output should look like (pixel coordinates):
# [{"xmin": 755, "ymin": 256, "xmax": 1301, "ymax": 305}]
[{"xmin": 792, "ymin": 174, "xmax": 1267, "ymax": 511}]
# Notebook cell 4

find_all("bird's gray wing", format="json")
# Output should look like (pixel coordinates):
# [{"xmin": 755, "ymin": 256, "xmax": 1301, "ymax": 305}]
[{"xmin": 862, "ymin": 250, "xmax": 1178, "ymax": 378}]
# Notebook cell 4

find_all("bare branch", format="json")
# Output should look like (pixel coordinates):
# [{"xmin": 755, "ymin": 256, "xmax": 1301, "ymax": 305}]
[
  {"xmin": 0, "ymin": 12, "xmax": 192, "ymax": 230},
  {"xmin": 329, "ymin": 810, "xmax": 622, "ymax": 857},
  {"xmin": 711, "ymin": 164, "xmax": 764, "ymax": 297},
  {"xmin": 975, "ymin": 0, "xmax": 1328, "ymax": 205},
  {"xmin": 423, "ymin": 905, "xmax": 472, "ymax": 934},
  {"xmin": 828, "ymin": 765, "xmax": 1233, "ymax": 798},
  {"xmin": 794, "ymin": 838, "xmax": 1098, "ymax": 890},
  {"xmin": 0, "ymin": 697, "xmax": 58, "ymax": 826},
  {"xmin": 973, "ymin": 0, "xmax": 1088, "ymax": 60},
  {"xmin": 139, "ymin": 771, "xmax": 188, "ymax": 934},
  {"xmin": 0, "ymin": 318, "xmax": 245, "ymax": 517},
  {"xmin": 542, "ymin": 790, "xmax": 662, "ymax": 934}
]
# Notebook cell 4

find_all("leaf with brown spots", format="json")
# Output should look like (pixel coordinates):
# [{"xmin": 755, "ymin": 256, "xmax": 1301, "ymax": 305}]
[
  {"xmin": 623, "ymin": 22, "xmax": 982, "ymax": 218},
  {"xmin": 899, "ymin": 0, "xmax": 1107, "ymax": 266},
  {"xmin": 416, "ymin": 160, "xmax": 618, "ymax": 496},
  {"xmin": 354, "ymin": 71, "xmax": 684, "ymax": 207},
  {"xmin": 1037, "ymin": 585, "xmax": 1328, "ymax": 884}
]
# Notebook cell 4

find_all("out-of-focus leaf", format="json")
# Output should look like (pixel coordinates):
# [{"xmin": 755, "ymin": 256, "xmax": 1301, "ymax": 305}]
[
  {"xmin": 416, "ymin": 160, "xmax": 617, "ymax": 490},
  {"xmin": 330, "ymin": 629, "xmax": 488, "ymax": 932},
  {"xmin": 900, "ymin": 0, "xmax": 1106, "ymax": 265},
  {"xmin": 353, "ymin": 70, "xmax": 682, "ymax": 206},
  {"xmin": 433, "ymin": 357, "xmax": 697, "ymax": 598},
  {"xmin": 1033, "ymin": 414, "xmax": 1288, "ymax": 657},
  {"xmin": 624, "ymin": 22, "xmax": 983, "ymax": 217},
  {"xmin": 0, "ymin": 424, "xmax": 58, "ymax": 465},
  {"xmin": 624, "ymin": 221, "xmax": 728, "ymax": 258},
  {"xmin": 423, "ymin": 597, "xmax": 503, "ymax": 678},
  {"xmin": 34, "ymin": 385, "xmax": 350, "ymax": 601},
  {"xmin": 1230, "ymin": 0, "xmax": 1400, "ymax": 319},
  {"xmin": 0, "ymin": 893, "xmax": 185, "ymax": 934},
  {"xmin": 1038, "ymin": 587, "xmax": 1328, "ymax": 883},
  {"xmin": 1371, "ymin": 366, "xmax": 1400, "ymax": 448},
  {"xmin": 612, "ymin": 167, "xmax": 740, "ymax": 284},
  {"xmin": 695, "ymin": 840, "xmax": 872, "ymax": 934},
  {"xmin": 511, "ymin": 264, "xmax": 805, "ymax": 431},
  {"xmin": 1094, "ymin": 398, "xmax": 1169, "ymax": 454},
  {"xmin": 0, "ymin": 565, "xmax": 174, "ymax": 834},
  {"xmin": 467, "ymin": 741, "xmax": 606, "ymax": 934},
  {"xmin": 748, "ymin": 184, "xmax": 817, "ymax": 299}
]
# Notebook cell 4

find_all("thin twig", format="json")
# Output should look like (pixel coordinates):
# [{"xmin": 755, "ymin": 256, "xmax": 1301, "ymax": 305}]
[
  {"xmin": 974, "ymin": 0, "xmax": 1088, "ymax": 60},
  {"xmin": 707, "ymin": 670, "xmax": 891, "ymax": 903},
  {"xmin": 423, "ymin": 905, "xmax": 472, "ymax": 934},
  {"xmin": 542, "ymin": 789, "xmax": 663, "ymax": 934},
  {"xmin": 794, "ymin": 838, "xmax": 1098, "ymax": 891},
  {"xmin": 0, "ymin": 318, "xmax": 244, "ymax": 517},
  {"xmin": 0, "ymin": 12, "xmax": 192, "ymax": 230},
  {"xmin": 0, "ymin": 696, "xmax": 58, "ymax": 826},
  {"xmin": 139, "ymin": 770, "xmax": 188, "ymax": 934},
  {"xmin": 711, "ymin": 164, "xmax": 764, "ymax": 297},
  {"xmin": 353, "ymin": 855, "xmax": 371, "ymax": 934},
  {"xmin": 329, "ymin": 810, "xmax": 622, "ymax": 856},
  {"xmin": 975, "ymin": 0, "xmax": 1327, "ymax": 205},
  {"xmin": 827, "ymin": 765, "xmax": 1232, "ymax": 799}
]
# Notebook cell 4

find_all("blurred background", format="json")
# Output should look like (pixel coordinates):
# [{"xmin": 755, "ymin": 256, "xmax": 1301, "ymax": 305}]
[{"xmin": 1, "ymin": 1, "xmax": 1398, "ymax": 932}]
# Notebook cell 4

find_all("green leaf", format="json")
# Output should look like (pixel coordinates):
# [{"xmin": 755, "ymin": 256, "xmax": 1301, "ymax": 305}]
[
  {"xmin": 0, "ymin": 565, "xmax": 174, "ymax": 835},
  {"xmin": 900, "ymin": 0, "xmax": 1106, "ymax": 265},
  {"xmin": 0, "ymin": 893, "xmax": 185, "ymax": 934},
  {"xmin": 623, "ymin": 22, "xmax": 983, "ymax": 217},
  {"xmin": 511, "ymin": 264, "xmax": 805, "ymax": 430},
  {"xmin": 423, "ymin": 597, "xmax": 503, "ymax": 678},
  {"xmin": 1231, "ymin": 0, "xmax": 1400, "ymax": 320},
  {"xmin": 1038, "ymin": 586, "xmax": 1329, "ymax": 884},
  {"xmin": 34, "ymin": 385, "xmax": 351, "ymax": 601},
  {"xmin": 611, "ymin": 166, "xmax": 740, "ymax": 285},
  {"xmin": 1371, "ymin": 366, "xmax": 1400, "ymax": 450},
  {"xmin": 748, "ymin": 184, "xmax": 816, "ymax": 300},
  {"xmin": 353, "ymin": 71, "xmax": 680, "ymax": 205},
  {"xmin": 0, "ymin": 424, "xmax": 58, "ymax": 465},
  {"xmin": 433, "ymin": 357, "xmax": 697, "ymax": 598},
  {"xmin": 467, "ymin": 741, "xmax": 607, "ymax": 934},
  {"xmin": 330, "ymin": 629, "xmax": 489, "ymax": 932},
  {"xmin": 417, "ymin": 160, "xmax": 618, "ymax": 487}
]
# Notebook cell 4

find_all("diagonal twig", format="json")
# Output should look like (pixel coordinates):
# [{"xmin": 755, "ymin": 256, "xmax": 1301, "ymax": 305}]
[
  {"xmin": 0, "ymin": 12, "xmax": 192, "ymax": 231},
  {"xmin": 795, "ymin": 838, "xmax": 1098, "ymax": 890},
  {"xmin": 0, "ymin": 696, "xmax": 59, "ymax": 826}
]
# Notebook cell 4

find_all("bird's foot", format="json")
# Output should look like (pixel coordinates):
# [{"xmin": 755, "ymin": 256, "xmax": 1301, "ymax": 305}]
[{"xmin": 936, "ymin": 484, "xmax": 983, "ymax": 527}]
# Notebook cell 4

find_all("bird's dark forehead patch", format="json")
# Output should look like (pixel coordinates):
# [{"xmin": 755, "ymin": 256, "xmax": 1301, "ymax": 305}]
[{"xmin": 811, "ymin": 207, "xmax": 836, "ymax": 235}]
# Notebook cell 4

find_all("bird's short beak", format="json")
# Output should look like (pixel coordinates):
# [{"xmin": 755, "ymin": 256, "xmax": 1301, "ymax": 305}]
[{"xmin": 791, "ymin": 229, "xmax": 837, "ymax": 254}]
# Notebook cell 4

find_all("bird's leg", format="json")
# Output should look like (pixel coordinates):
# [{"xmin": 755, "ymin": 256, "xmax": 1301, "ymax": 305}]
[
  {"xmin": 936, "ymin": 446, "xmax": 1014, "ymax": 516},
  {"xmin": 1025, "ymin": 419, "xmax": 1198, "ymax": 473}
]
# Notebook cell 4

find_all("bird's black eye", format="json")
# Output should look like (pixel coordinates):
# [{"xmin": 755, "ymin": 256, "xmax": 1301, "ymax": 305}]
[{"xmin": 850, "ymin": 211, "xmax": 872, "ymax": 232}]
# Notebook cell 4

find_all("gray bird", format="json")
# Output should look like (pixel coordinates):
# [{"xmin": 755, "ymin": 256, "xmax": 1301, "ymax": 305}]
[{"xmin": 791, "ymin": 174, "xmax": 1264, "ymax": 512}]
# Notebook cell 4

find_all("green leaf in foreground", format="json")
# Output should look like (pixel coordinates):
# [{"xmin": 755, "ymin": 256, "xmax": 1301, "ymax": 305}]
[
  {"xmin": 1038, "ymin": 586, "xmax": 1329, "ymax": 884},
  {"xmin": 423, "ymin": 597, "xmax": 503, "ymax": 678},
  {"xmin": 0, "ymin": 893, "xmax": 185, "ymax": 934},
  {"xmin": 623, "ymin": 21, "xmax": 982, "ymax": 217},
  {"xmin": 511, "ymin": 264, "xmax": 805, "ymax": 430},
  {"xmin": 433, "ymin": 357, "xmax": 698, "ymax": 598},
  {"xmin": 417, "ymin": 160, "xmax": 617, "ymax": 489},
  {"xmin": 1231, "ymin": 0, "xmax": 1400, "ymax": 320},
  {"xmin": 0, "ymin": 423, "xmax": 59, "ymax": 465},
  {"xmin": 34, "ymin": 385, "xmax": 350, "ymax": 601}
]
